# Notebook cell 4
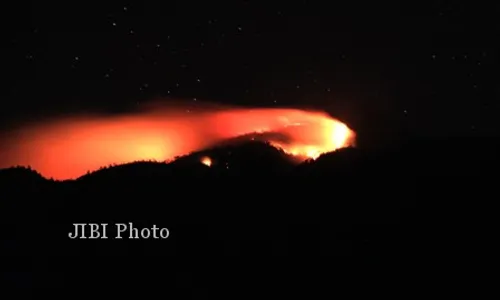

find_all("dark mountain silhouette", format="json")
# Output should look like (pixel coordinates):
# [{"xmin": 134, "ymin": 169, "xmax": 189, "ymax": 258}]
[
  {"xmin": 1, "ymin": 137, "xmax": 495, "ymax": 294},
  {"xmin": 0, "ymin": 165, "xmax": 47, "ymax": 184}
]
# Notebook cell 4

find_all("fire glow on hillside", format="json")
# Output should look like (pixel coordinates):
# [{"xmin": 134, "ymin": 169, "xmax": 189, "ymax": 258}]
[{"xmin": 0, "ymin": 104, "xmax": 355, "ymax": 180}]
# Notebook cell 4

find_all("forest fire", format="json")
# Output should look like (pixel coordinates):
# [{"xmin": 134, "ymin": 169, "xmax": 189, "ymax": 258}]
[{"xmin": 0, "ymin": 104, "xmax": 355, "ymax": 180}]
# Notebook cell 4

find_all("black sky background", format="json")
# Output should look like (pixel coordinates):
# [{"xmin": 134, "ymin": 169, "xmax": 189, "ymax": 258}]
[{"xmin": 1, "ymin": 1, "xmax": 498, "ymax": 146}]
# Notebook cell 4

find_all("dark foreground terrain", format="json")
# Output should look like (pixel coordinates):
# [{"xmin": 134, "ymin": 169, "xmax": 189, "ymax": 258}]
[{"xmin": 1, "ymin": 137, "xmax": 496, "ymax": 296}]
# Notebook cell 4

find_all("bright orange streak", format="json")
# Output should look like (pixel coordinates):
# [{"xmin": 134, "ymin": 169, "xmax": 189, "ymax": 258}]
[{"xmin": 0, "ymin": 105, "xmax": 355, "ymax": 180}]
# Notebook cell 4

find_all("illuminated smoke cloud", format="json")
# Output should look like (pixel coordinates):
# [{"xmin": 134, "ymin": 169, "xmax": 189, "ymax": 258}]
[{"xmin": 0, "ymin": 101, "xmax": 355, "ymax": 180}]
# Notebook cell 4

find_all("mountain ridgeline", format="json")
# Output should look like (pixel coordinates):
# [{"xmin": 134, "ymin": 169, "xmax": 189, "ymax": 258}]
[{"xmin": 1, "ymin": 137, "xmax": 496, "ymax": 293}]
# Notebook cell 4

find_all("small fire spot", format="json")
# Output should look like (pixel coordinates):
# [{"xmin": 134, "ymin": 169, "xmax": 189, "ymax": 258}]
[{"xmin": 200, "ymin": 156, "xmax": 212, "ymax": 167}]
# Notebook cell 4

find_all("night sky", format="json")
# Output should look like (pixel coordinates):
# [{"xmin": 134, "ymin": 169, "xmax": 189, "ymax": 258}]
[{"xmin": 2, "ymin": 1, "xmax": 498, "ymax": 145}]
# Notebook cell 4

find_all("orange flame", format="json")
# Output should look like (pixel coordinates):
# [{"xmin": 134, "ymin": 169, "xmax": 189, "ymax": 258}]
[
  {"xmin": 200, "ymin": 156, "xmax": 212, "ymax": 167},
  {"xmin": 0, "ymin": 104, "xmax": 355, "ymax": 180}
]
